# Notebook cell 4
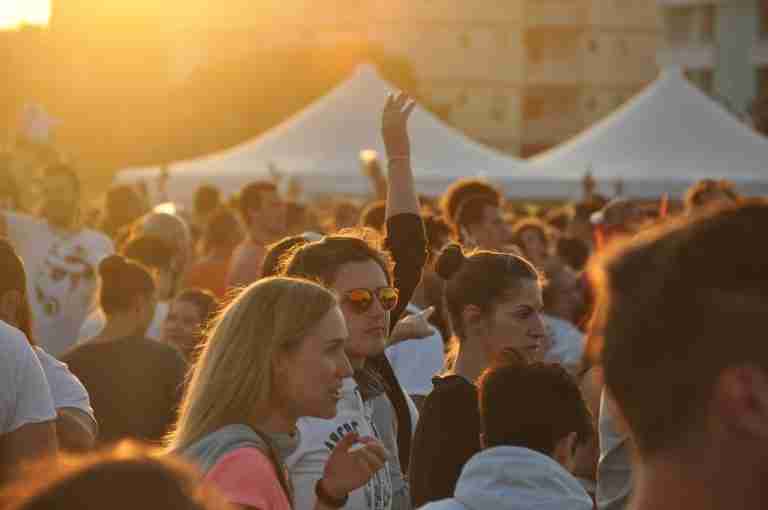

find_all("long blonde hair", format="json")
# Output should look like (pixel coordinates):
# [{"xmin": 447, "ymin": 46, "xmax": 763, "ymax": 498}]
[{"xmin": 166, "ymin": 276, "xmax": 337, "ymax": 452}]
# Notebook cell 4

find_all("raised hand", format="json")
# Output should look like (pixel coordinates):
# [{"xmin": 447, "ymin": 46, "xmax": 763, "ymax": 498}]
[
  {"xmin": 390, "ymin": 306, "xmax": 436, "ymax": 345},
  {"xmin": 381, "ymin": 92, "xmax": 417, "ymax": 160},
  {"xmin": 319, "ymin": 432, "xmax": 389, "ymax": 500}
]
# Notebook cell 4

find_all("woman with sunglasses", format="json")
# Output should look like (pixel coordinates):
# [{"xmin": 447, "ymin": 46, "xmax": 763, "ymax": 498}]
[{"xmin": 281, "ymin": 93, "xmax": 426, "ymax": 510}]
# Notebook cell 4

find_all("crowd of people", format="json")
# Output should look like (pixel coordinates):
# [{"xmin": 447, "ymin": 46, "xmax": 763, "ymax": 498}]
[{"xmin": 0, "ymin": 87, "xmax": 762, "ymax": 510}]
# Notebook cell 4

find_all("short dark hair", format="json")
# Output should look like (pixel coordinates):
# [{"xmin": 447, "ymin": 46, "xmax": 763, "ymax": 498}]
[
  {"xmin": 441, "ymin": 178, "xmax": 501, "ymax": 226},
  {"xmin": 478, "ymin": 356, "xmax": 592, "ymax": 455},
  {"xmin": 436, "ymin": 243, "xmax": 540, "ymax": 341},
  {"xmin": 359, "ymin": 200, "xmax": 386, "ymax": 233},
  {"xmin": 121, "ymin": 235, "xmax": 174, "ymax": 272},
  {"xmin": 282, "ymin": 230, "xmax": 393, "ymax": 288},
  {"xmin": 99, "ymin": 255, "xmax": 155, "ymax": 315},
  {"xmin": 238, "ymin": 181, "xmax": 277, "ymax": 224},
  {"xmin": 684, "ymin": 179, "xmax": 739, "ymax": 212},
  {"xmin": 590, "ymin": 200, "xmax": 768, "ymax": 455},
  {"xmin": 262, "ymin": 235, "xmax": 311, "ymax": 278},
  {"xmin": 193, "ymin": 185, "xmax": 221, "ymax": 217}
]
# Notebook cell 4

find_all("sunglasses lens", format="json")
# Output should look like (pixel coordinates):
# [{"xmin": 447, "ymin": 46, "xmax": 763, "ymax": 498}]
[
  {"xmin": 346, "ymin": 289, "xmax": 373, "ymax": 312},
  {"xmin": 378, "ymin": 288, "xmax": 399, "ymax": 311}
]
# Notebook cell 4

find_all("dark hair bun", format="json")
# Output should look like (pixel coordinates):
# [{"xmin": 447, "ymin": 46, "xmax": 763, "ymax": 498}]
[
  {"xmin": 99, "ymin": 255, "xmax": 126, "ymax": 282},
  {"xmin": 435, "ymin": 243, "xmax": 466, "ymax": 280}
]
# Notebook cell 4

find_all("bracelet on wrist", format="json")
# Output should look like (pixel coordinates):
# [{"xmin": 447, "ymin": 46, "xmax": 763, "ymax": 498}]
[{"xmin": 315, "ymin": 479, "xmax": 348, "ymax": 508}]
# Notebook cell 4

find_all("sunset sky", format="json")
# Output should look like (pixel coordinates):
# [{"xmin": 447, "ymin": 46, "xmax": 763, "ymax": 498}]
[{"xmin": 0, "ymin": 0, "xmax": 50, "ymax": 29}]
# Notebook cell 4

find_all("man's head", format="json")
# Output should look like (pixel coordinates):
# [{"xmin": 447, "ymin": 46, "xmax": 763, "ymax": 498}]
[
  {"xmin": 41, "ymin": 164, "xmax": 80, "ymax": 228},
  {"xmin": 590, "ymin": 198, "xmax": 647, "ymax": 240},
  {"xmin": 590, "ymin": 201, "xmax": 768, "ymax": 461},
  {"xmin": 684, "ymin": 179, "xmax": 740, "ymax": 214},
  {"xmin": 192, "ymin": 184, "xmax": 221, "ymax": 225},
  {"xmin": 478, "ymin": 354, "xmax": 592, "ymax": 470},
  {"xmin": 441, "ymin": 178, "xmax": 501, "ymax": 226},
  {"xmin": 454, "ymin": 195, "xmax": 509, "ymax": 251},
  {"xmin": 238, "ymin": 181, "xmax": 285, "ymax": 238}
]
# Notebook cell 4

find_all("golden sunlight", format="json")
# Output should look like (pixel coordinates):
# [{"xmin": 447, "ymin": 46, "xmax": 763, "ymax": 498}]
[{"xmin": 0, "ymin": 0, "xmax": 50, "ymax": 29}]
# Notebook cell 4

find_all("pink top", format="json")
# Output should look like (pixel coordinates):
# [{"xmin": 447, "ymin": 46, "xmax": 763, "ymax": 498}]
[{"xmin": 205, "ymin": 447, "xmax": 292, "ymax": 510}]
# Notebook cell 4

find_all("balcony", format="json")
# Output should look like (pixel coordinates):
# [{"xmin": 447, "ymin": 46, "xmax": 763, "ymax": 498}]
[{"xmin": 656, "ymin": 43, "xmax": 714, "ymax": 69}]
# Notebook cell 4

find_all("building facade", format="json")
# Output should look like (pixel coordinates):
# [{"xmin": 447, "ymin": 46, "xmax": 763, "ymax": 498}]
[
  {"xmin": 49, "ymin": 0, "xmax": 662, "ymax": 157},
  {"xmin": 656, "ymin": 0, "xmax": 765, "ymax": 118}
]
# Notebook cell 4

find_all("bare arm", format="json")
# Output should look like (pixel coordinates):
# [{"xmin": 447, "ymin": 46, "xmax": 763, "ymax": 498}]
[
  {"xmin": 382, "ymin": 93, "xmax": 419, "ymax": 219},
  {"xmin": 56, "ymin": 408, "xmax": 97, "ymax": 452}
]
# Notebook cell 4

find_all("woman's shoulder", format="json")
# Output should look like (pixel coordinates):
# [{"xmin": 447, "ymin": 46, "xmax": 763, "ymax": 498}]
[{"xmin": 207, "ymin": 447, "xmax": 290, "ymax": 510}]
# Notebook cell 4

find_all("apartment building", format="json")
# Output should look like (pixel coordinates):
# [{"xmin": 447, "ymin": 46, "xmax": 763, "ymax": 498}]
[{"xmin": 656, "ymin": 0, "xmax": 765, "ymax": 117}]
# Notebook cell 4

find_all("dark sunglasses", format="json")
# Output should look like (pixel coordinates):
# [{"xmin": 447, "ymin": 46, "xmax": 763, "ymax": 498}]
[{"xmin": 342, "ymin": 287, "xmax": 399, "ymax": 313}]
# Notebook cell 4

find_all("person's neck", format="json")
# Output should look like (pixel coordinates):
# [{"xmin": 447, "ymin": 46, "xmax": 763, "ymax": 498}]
[
  {"xmin": 251, "ymin": 409, "xmax": 296, "ymax": 436},
  {"xmin": 95, "ymin": 314, "xmax": 140, "ymax": 343},
  {"xmin": 452, "ymin": 342, "xmax": 487, "ymax": 383},
  {"xmin": 632, "ymin": 449, "xmax": 762, "ymax": 510}
]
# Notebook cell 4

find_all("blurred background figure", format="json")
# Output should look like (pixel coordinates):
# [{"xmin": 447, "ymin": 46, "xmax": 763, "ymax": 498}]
[
  {"xmin": 99, "ymin": 185, "xmax": 147, "ymax": 241},
  {"xmin": 227, "ymin": 181, "xmax": 286, "ymax": 289},
  {"xmin": 160, "ymin": 288, "xmax": 218, "ymax": 362},
  {"xmin": 62, "ymin": 255, "xmax": 186, "ymax": 445},
  {"xmin": 684, "ymin": 179, "xmax": 741, "ymax": 214},
  {"xmin": 1, "ymin": 441, "xmax": 229, "ymax": 510},
  {"xmin": 184, "ymin": 208, "xmax": 243, "ymax": 300}
]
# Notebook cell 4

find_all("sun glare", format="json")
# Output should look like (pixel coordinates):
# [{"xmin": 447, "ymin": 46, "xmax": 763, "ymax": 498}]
[{"xmin": 0, "ymin": 0, "xmax": 50, "ymax": 29}]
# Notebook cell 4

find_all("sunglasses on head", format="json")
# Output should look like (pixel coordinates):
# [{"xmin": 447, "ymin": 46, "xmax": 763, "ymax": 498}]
[{"xmin": 342, "ymin": 287, "xmax": 399, "ymax": 313}]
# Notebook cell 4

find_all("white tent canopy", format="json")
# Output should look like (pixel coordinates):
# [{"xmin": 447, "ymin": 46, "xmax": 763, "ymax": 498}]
[
  {"xmin": 529, "ymin": 67, "xmax": 768, "ymax": 198},
  {"xmin": 116, "ymin": 64, "xmax": 537, "ymax": 204}
]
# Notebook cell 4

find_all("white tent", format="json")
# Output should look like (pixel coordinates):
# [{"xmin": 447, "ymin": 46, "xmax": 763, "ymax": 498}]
[
  {"xmin": 116, "ymin": 64, "xmax": 537, "ymax": 204},
  {"xmin": 530, "ymin": 67, "xmax": 768, "ymax": 198}
]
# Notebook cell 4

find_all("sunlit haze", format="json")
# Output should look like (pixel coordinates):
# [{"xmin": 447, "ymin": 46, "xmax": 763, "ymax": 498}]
[{"xmin": 0, "ymin": 0, "xmax": 50, "ymax": 29}]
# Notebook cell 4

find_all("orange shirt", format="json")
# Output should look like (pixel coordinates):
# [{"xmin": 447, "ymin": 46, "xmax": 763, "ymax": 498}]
[{"xmin": 184, "ymin": 259, "xmax": 231, "ymax": 300}]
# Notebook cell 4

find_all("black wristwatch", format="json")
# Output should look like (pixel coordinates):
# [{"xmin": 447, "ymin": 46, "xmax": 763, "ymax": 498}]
[{"xmin": 315, "ymin": 479, "xmax": 349, "ymax": 508}]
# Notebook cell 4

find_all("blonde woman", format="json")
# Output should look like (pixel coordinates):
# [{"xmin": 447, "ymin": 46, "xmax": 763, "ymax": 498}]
[{"xmin": 167, "ymin": 277, "xmax": 389, "ymax": 510}]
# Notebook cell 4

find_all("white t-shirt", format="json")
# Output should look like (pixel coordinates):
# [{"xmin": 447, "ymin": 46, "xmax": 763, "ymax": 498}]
[
  {"xmin": 34, "ymin": 347, "xmax": 95, "ymax": 425},
  {"xmin": 4, "ymin": 212, "xmax": 114, "ymax": 357},
  {"xmin": 77, "ymin": 301, "xmax": 169, "ymax": 344},
  {"xmin": 287, "ymin": 377, "xmax": 393, "ymax": 510},
  {"xmin": 0, "ymin": 321, "xmax": 56, "ymax": 434},
  {"xmin": 543, "ymin": 315, "xmax": 585, "ymax": 375},
  {"xmin": 385, "ymin": 305, "xmax": 445, "ymax": 397}
]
